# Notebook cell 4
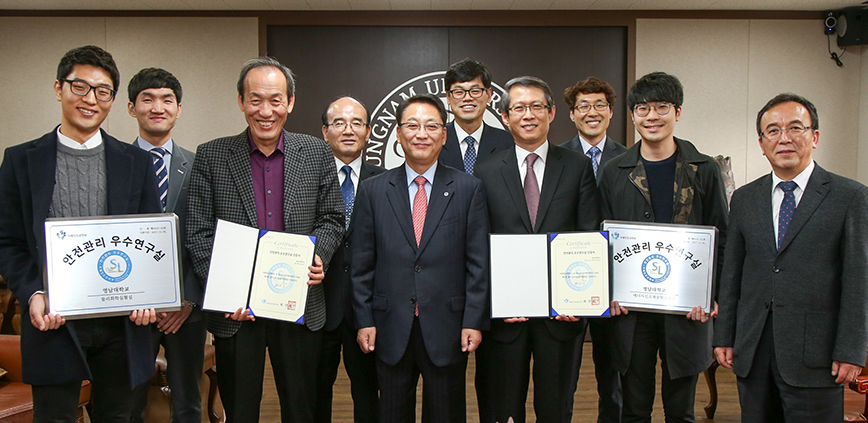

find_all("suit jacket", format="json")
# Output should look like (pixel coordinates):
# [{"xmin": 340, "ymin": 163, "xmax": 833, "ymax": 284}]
[
  {"xmin": 186, "ymin": 129, "xmax": 344, "ymax": 336},
  {"xmin": 560, "ymin": 135, "xmax": 628, "ymax": 178},
  {"xmin": 473, "ymin": 143, "xmax": 601, "ymax": 343},
  {"xmin": 598, "ymin": 137, "xmax": 729, "ymax": 379},
  {"xmin": 135, "ymin": 141, "xmax": 202, "ymax": 319},
  {"xmin": 323, "ymin": 161, "xmax": 386, "ymax": 332},
  {"xmin": 713, "ymin": 164, "xmax": 868, "ymax": 387},
  {"xmin": 0, "ymin": 128, "xmax": 161, "ymax": 387},
  {"xmin": 352, "ymin": 163, "xmax": 490, "ymax": 367},
  {"xmin": 440, "ymin": 122, "xmax": 514, "ymax": 172}
]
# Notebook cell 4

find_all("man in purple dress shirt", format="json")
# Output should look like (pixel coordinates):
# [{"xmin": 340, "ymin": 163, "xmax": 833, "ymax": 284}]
[{"xmin": 186, "ymin": 57, "xmax": 344, "ymax": 422}]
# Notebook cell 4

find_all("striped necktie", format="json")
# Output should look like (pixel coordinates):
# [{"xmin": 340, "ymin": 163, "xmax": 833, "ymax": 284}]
[{"xmin": 150, "ymin": 148, "xmax": 168, "ymax": 212}]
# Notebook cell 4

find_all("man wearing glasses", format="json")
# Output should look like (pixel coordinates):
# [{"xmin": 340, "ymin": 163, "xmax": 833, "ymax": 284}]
[
  {"xmin": 0, "ymin": 45, "xmax": 160, "ymax": 421},
  {"xmin": 316, "ymin": 96, "xmax": 384, "ymax": 423},
  {"xmin": 353, "ymin": 94, "xmax": 489, "ymax": 422},
  {"xmin": 714, "ymin": 94, "xmax": 868, "ymax": 423},
  {"xmin": 598, "ymin": 72, "xmax": 728, "ymax": 423},
  {"xmin": 560, "ymin": 76, "xmax": 627, "ymax": 423},
  {"xmin": 439, "ymin": 58, "xmax": 513, "ymax": 174},
  {"xmin": 474, "ymin": 76, "xmax": 601, "ymax": 423}
]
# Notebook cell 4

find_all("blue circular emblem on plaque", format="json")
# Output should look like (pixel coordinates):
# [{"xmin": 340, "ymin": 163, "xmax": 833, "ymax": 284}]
[
  {"xmin": 97, "ymin": 250, "xmax": 132, "ymax": 283},
  {"xmin": 266, "ymin": 263, "xmax": 295, "ymax": 294},
  {"xmin": 641, "ymin": 254, "xmax": 671, "ymax": 283},
  {"xmin": 565, "ymin": 261, "xmax": 594, "ymax": 291}
]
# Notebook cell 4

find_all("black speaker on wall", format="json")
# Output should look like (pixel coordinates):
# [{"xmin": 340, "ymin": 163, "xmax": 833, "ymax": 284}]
[{"xmin": 829, "ymin": 6, "xmax": 868, "ymax": 46}]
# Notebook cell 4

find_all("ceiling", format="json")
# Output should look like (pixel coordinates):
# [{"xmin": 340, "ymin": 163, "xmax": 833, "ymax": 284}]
[{"xmin": 0, "ymin": 0, "xmax": 864, "ymax": 11}]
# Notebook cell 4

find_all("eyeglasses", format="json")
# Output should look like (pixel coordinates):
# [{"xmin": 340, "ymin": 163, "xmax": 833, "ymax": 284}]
[
  {"xmin": 62, "ymin": 78, "xmax": 116, "ymax": 102},
  {"xmin": 573, "ymin": 102, "xmax": 610, "ymax": 114},
  {"xmin": 448, "ymin": 87, "xmax": 486, "ymax": 99},
  {"xmin": 507, "ymin": 103, "xmax": 551, "ymax": 116},
  {"xmin": 398, "ymin": 122, "xmax": 446, "ymax": 134},
  {"xmin": 327, "ymin": 120, "xmax": 367, "ymax": 131},
  {"xmin": 761, "ymin": 124, "xmax": 813, "ymax": 141},
  {"xmin": 632, "ymin": 102, "xmax": 674, "ymax": 117}
]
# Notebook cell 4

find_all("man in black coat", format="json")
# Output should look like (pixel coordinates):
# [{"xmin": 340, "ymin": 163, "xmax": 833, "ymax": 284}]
[
  {"xmin": 316, "ymin": 96, "xmax": 385, "ymax": 423},
  {"xmin": 714, "ymin": 93, "xmax": 868, "ymax": 423},
  {"xmin": 598, "ymin": 72, "xmax": 728, "ymax": 423}
]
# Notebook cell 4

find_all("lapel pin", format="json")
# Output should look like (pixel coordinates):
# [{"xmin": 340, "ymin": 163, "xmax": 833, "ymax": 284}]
[{"xmin": 444, "ymin": 192, "xmax": 449, "ymax": 197}]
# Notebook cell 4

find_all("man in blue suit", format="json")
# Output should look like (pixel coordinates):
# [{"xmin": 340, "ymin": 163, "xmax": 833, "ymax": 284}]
[
  {"xmin": 440, "ymin": 58, "xmax": 513, "ymax": 174},
  {"xmin": 0, "ymin": 45, "xmax": 160, "ymax": 422},
  {"xmin": 127, "ymin": 67, "xmax": 205, "ymax": 423},
  {"xmin": 353, "ymin": 94, "xmax": 490, "ymax": 423}
]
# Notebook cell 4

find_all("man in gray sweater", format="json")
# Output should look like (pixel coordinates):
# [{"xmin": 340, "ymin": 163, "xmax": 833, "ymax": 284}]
[{"xmin": 0, "ymin": 45, "xmax": 161, "ymax": 422}]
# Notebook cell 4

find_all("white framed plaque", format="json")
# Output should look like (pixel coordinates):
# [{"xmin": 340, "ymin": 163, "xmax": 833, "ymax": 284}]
[
  {"xmin": 44, "ymin": 213, "xmax": 183, "ymax": 319},
  {"xmin": 489, "ymin": 232, "xmax": 611, "ymax": 319},
  {"xmin": 602, "ymin": 220, "xmax": 718, "ymax": 314},
  {"xmin": 202, "ymin": 219, "xmax": 316, "ymax": 324}
]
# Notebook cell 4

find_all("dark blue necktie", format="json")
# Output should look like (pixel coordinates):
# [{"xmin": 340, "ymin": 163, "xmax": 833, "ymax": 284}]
[
  {"xmin": 777, "ymin": 181, "xmax": 797, "ymax": 249},
  {"xmin": 341, "ymin": 165, "xmax": 354, "ymax": 230},
  {"xmin": 463, "ymin": 136, "xmax": 477, "ymax": 174},
  {"xmin": 150, "ymin": 148, "xmax": 168, "ymax": 212}
]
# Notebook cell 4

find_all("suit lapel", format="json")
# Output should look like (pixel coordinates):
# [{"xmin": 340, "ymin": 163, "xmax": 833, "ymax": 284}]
[
  {"xmin": 346, "ymin": 162, "xmax": 379, "ymax": 240},
  {"xmin": 778, "ymin": 165, "xmax": 829, "ymax": 253},
  {"xmin": 500, "ymin": 148, "xmax": 533, "ymax": 232},
  {"xmin": 27, "ymin": 132, "xmax": 58, "ymax": 227},
  {"xmin": 417, "ymin": 164, "xmax": 453, "ymax": 255},
  {"xmin": 166, "ymin": 145, "xmax": 189, "ymax": 212},
  {"xmin": 282, "ymin": 131, "xmax": 302, "ymax": 230},
  {"xmin": 386, "ymin": 166, "xmax": 417, "ymax": 248},
  {"xmin": 478, "ymin": 124, "xmax": 499, "ymax": 161},
  {"xmin": 753, "ymin": 175, "xmax": 777, "ymax": 253},
  {"xmin": 441, "ymin": 124, "xmax": 462, "ymax": 168},
  {"xmin": 228, "ymin": 131, "xmax": 258, "ymax": 226},
  {"xmin": 535, "ymin": 146, "xmax": 565, "ymax": 233},
  {"xmin": 104, "ymin": 134, "xmax": 134, "ymax": 214}
]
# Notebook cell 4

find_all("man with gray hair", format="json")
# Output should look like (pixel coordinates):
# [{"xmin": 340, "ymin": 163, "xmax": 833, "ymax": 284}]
[{"xmin": 186, "ymin": 57, "xmax": 343, "ymax": 422}]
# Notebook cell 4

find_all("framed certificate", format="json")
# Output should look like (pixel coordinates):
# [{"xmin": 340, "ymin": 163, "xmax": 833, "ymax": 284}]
[
  {"xmin": 602, "ymin": 220, "xmax": 718, "ymax": 314},
  {"xmin": 202, "ymin": 219, "xmax": 316, "ymax": 324},
  {"xmin": 44, "ymin": 214, "xmax": 183, "ymax": 319},
  {"xmin": 489, "ymin": 232, "xmax": 611, "ymax": 319}
]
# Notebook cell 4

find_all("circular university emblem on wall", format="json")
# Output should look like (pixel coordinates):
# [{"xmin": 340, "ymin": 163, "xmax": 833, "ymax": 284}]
[
  {"xmin": 266, "ymin": 262, "xmax": 295, "ymax": 294},
  {"xmin": 365, "ymin": 71, "xmax": 507, "ymax": 169},
  {"xmin": 641, "ymin": 254, "xmax": 671, "ymax": 283},
  {"xmin": 97, "ymin": 250, "xmax": 132, "ymax": 283}
]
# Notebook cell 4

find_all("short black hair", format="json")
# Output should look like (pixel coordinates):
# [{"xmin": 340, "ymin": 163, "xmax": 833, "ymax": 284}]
[
  {"xmin": 755, "ymin": 93, "xmax": 819, "ymax": 136},
  {"xmin": 500, "ymin": 76, "xmax": 554, "ymax": 111},
  {"xmin": 128, "ymin": 67, "xmax": 183, "ymax": 104},
  {"xmin": 321, "ymin": 96, "xmax": 370, "ymax": 126},
  {"xmin": 445, "ymin": 58, "xmax": 493, "ymax": 90},
  {"xmin": 563, "ymin": 76, "xmax": 616, "ymax": 109},
  {"xmin": 396, "ymin": 94, "xmax": 447, "ymax": 125},
  {"xmin": 237, "ymin": 57, "xmax": 295, "ymax": 101},
  {"xmin": 626, "ymin": 72, "xmax": 683, "ymax": 111},
  {"xmin": 56, "ymin": 45, "xmax": 120, "ymax": 92}
]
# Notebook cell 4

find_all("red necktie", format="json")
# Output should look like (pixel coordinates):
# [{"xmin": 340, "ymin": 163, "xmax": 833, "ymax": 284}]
[
  {"xmin": 524, "ymin": 153, "xmax": 540, "ymax": 230},
  {"xmin": 412, "ymin": 176, "xmax": 427, "ymax": 247}
]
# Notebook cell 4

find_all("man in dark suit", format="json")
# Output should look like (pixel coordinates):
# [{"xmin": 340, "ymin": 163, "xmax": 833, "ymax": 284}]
[
  {"xmin": 560, "ymin": 76, "xmax": 627, "ymax": 423},
  {"xmin": 474, "ymin": 76, "xmax": 601, "ymax": 423},
  {"xmin": 714, "ymin": 93, "xmax": 868, "ymax": 423},
  {"xmin": 186, "ymin": 57, "xmax": 344, "ymax": 422},
  {"xmin": 315, "ymin": 96, "xmax": 385, "ymax": 423},
  {"xmin": 599, "ymin": 72, "xmax": 728, "ymax": 423},
  {"xmin": 439, "ymin": 58, "xmax": 513, "ymax": 174},
  {"xmin": 352, "ymin": 94, "xmax": 489, "ymax": 423},
  {"xmin": 0, "ymin": 45, "xmax": 160, "ymax": 422},
  {"xmin": 127, "ymin": 67, "xmax": 205, "ymax": 423}
]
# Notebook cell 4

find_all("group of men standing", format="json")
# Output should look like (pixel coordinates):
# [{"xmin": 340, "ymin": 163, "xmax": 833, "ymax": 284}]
[{"xmin": 0, "ymin": 45, "xmax": 864, "ymax": 423}]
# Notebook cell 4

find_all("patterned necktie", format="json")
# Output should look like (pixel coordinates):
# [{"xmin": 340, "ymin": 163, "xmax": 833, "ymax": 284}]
[
  {"xmin": 587, "ymin": 145, "xmax": 601, "ymax": 177},
  {"xmin": 463, "ymin": 136, "xmax": 477, "ymax": 174},
  {"xmin": 777, "ymin": 181, "xmax": 797, "ymax": 249},
  {"xmin": 524, "ymin": 153, "xmax": 540, "ymax": 231},
  {"xmin": 150, "ymin": 148, "xmax": 168, "ymax": 212},
  {"xmin": 340, "ymin": 165, "xmax": 354, "ymax": 230},
  {"xmin": 412, "ymin": 176, "xmax": 427, "ymax": 247}
]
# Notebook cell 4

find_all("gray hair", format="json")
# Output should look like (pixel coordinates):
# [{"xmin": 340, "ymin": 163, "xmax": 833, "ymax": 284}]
[
  {"xmin": 237, "ymin": 57, "xmax": 296, "ymax": 100},
  {"xmin": 500, "ymin": 76, "xmax": 554, "ymax": 111}
]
